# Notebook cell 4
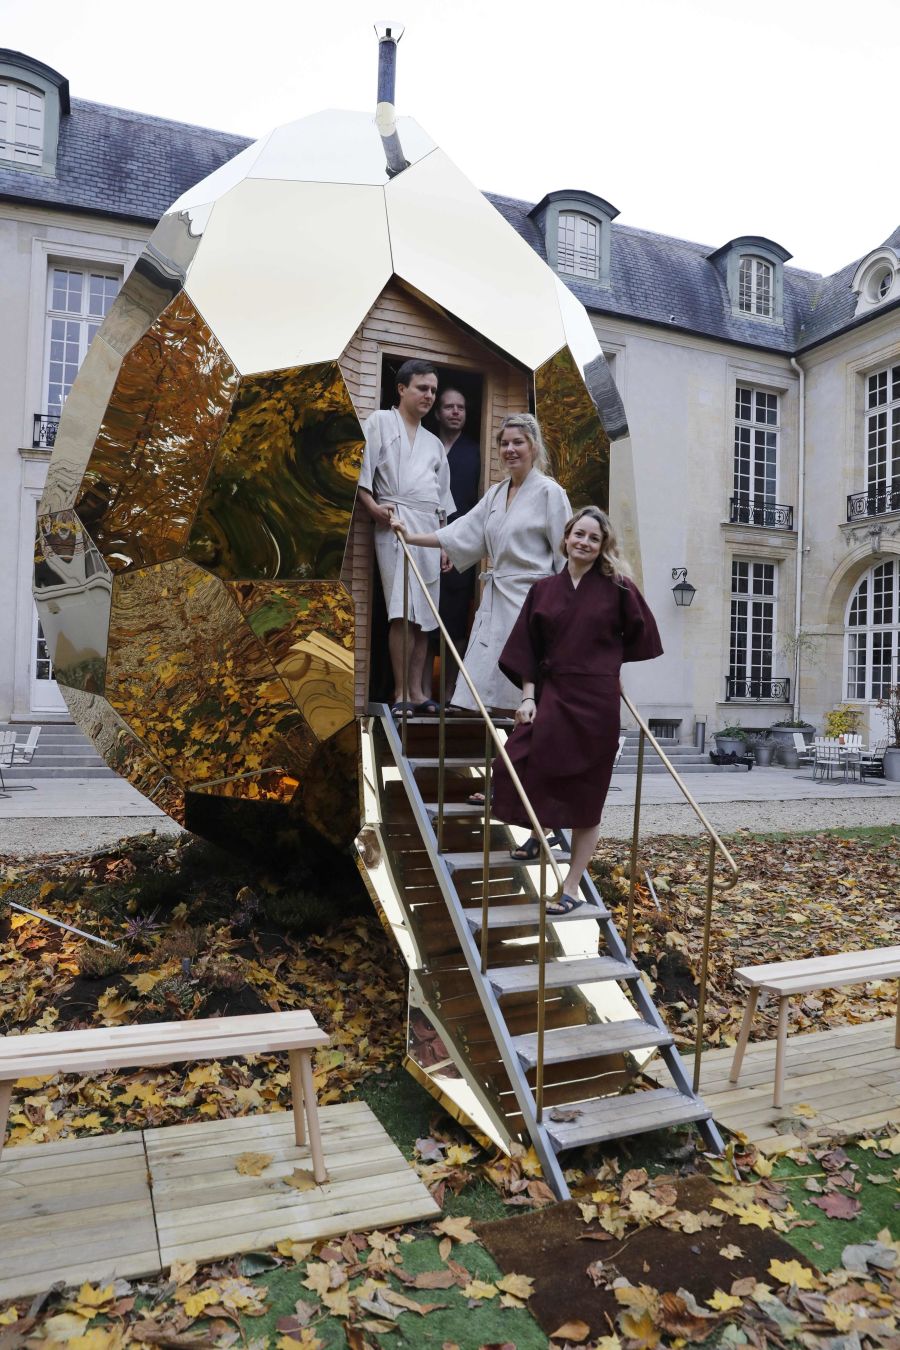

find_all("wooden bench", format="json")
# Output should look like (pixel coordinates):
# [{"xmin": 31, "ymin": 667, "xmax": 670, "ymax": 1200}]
[
  {"xmin": 0, "ymin": 1010, "xmax": 331, "ymax": 1181},
  {"xmin": 729, "ymin": 947, "xmax": 900, "ymax": 1107}
]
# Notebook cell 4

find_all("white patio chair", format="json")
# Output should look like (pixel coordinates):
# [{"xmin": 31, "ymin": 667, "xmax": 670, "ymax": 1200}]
[
  {"xmin": 0, "ymin": 730, "xmax": 15, "ymax": 793},
  {"xmin": 813, "ymin": 737, "xmax": 842, "ymax": 782},
  {"xmin": 792, "ymin": 732, "xmax": 815, "ymax": 767},
  {"xmin": 613, "ymin": 732, "xmax": 626, "ymax": 768},
  {"xmin": 12, "ymin": 726, "xmax": 40, "ymax": 764}
]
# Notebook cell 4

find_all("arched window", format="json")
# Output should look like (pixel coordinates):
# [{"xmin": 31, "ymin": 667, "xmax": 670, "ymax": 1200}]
[
  {"xmin": 845, "ymin": 560, "xmax": 899, "ymax": 700},
  {"xmin": 0, "ymin": 80, "xmax": 44, "ymax": 166},
  {"xmin": 738, "ymin": 255, "xmax": 773, "ymax": 317},
  {"xmin": 557, "ymin": 212, "xmax": 600, "ymax": 280}
]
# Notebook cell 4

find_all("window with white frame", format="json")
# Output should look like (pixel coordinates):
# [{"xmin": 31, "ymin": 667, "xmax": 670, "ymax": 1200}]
[
  {"xmin": 846, "ymin": 560, "xmax": 898, "ymax": 700},
  {"xmin": 737, "ymin": 255, "xmax": 773, "ymax": 317},
  {"xmin": 44, "ymin": 266, "xmax": 120, "ymax": 416},
  {"xmin": 733, "ymin": 385, "xmax": 778, "ymax": 511},
  {"xmin": 865, "ymin": 363, "xmax": 900, "ymax": 510},
  {"xmin": 729, "ymin": 560, "xmax": 776, "ymax": 694},
  {"xmin": 557, "ymin": 212, "xmax": 600, "ymax": 280},
  {"xmin": 0, "ymin": 80, "xmax": 44, "ymax": 166}
]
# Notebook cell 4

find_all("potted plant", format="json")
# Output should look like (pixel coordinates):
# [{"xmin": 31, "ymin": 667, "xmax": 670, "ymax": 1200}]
[
  {"xmin": 714, "ymin": 725, "xmax": 746, "ymax": 757},
  {"xmin": 824, "ymin": 705, "xmax": 864, "ymax": 740},
  {"xmin": 768, "ymin": 717, "xmax": 815, "ymax": 767},
  {"xmin": 751, "ymin": 733, "xmax": 775, "ymax": 767},
  {"xmin": 876, "ymin": 686, "xmax": 900, "ymax": 781}
]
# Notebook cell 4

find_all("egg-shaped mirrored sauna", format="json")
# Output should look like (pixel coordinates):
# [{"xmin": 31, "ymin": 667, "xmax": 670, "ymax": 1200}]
[{"xmin": 35, "ymin": 102, "xmax": 705, "ymax": 1196}]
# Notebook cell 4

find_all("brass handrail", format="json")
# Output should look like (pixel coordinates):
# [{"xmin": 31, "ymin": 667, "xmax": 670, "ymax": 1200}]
[
  {"xmin": 619, "ymin": 693, "xmax": 739, "ymax": 1092},
  {"xmin": 396, "ymin": 534, "xmax": 563, "ymax": 1120}
]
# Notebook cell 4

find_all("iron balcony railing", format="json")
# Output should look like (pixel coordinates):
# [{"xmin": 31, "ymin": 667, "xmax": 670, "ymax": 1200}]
[
  {"xmin": 33, "ymin": 414, "xmax": 60, "ymax": 449},
  {"xmin": 847, "ymin": 486, "xmax": 900, "ymax": 521},
  {"xmin": 725, "ymin": 675, "xmax": 790, "ymax": 702},
  {"xmin": 729, "ymin": 497, "xmax": 793, "ymax": 529},
  {"xmin": 395, "ymin": 532, "xmax": 739, "ymax": 1106}
]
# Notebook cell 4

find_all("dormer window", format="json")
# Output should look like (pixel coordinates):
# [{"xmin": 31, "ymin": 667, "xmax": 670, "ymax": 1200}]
[
  {"xmin": 707, "ymin": 235, "xmax": 791, "ymax": 326},
  {"xmin": 0, "ymin": 80, "xmax": 44, "ymax": 166},
  {"xmin": 738, "ymin": 256, "xmax": 773, "ymax": 317},
  {"xmin": 851, "ymin": 249, "xmax": 898, "ymax": 316},
  {"xmin": 557, "ymin": 212, "xmax": 600, "ymax": 280},
  {"xmin": 529, "ymin": 190, "xmax": 619, "ymax": 291}
]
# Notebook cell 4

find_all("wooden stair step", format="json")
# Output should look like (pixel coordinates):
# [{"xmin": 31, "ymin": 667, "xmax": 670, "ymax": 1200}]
[
  {"xmin": 409, "ymin": 757, "xmax": 484, "ymax": 771},
  {"xmin": 425, "ymin": 801, "xmax": 498, "ymax": 819},
  {"xmin": 463, "ymin": 901, "xmax": 608, "ymax": 930},
  {"xmin": 544, "ymin": 1086, "xmax": 710, "ymax": 1152},
  {"xmin": 512, "ymin": 1018, "xmax": 672, "ymax": 1070},
  {"xmin": 443, "ymin": 848, "xmax": 571, "ymax": 871},
  {"xmin": 487, "ymin": 955, "xmax": 637, "ymax": 997}
]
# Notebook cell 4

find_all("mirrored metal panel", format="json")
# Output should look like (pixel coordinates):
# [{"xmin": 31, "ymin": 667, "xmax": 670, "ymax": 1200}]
[
  {"xmin": 245, "ymin": 110, "xmax": 436, "ymax": 185},
  {"xmin": 183, "ymin": 179, "xmax": 392, "ymax": 374},
  {"xmin": 34, "ymin": 510, "xmax": 112, "ymax": 693},
  {"xmin": 167, "ymin": 138, "xmax": 269, "ymax": 214},
  {"xmin": 61, "ymin": 686, "xmax": 173, "ymax": 799},
  {"xmin": 386, "ymin": 149, "xmax": 566, "ymax": 371},
  {"xmin": 39, "ymin": 336, "xmax": 123, "ymax": 516},
  {"xmin": 104, "ymin": 558, "xmax": 318, "ymax": 787},
  {"xmin": 186, "ymin": 362, "xmax": 363, "ymax": 581},
  {"xmin": 290, "ymin": 720, "xmax": 359, "ymax": 848},
  {"xmin": 229, "ymin": 581, "xmax": 355, "ymax": 740},
  {"xmin": 76, "ymin": 293, "xmax": 240, "ymax": 572},
  {"xmin": 188, "ymin": 768, "xmax": 299, "ymax": 805},
  {"xmin": 535, "ymin": 346, "xmax": 610, "ymax": 509},
  {"xmin": 553, "ymin": 278, "xmax": 628, "ymax": 441}
]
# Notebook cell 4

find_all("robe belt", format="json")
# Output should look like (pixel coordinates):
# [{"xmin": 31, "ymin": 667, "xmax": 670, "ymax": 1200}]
[
  {"xmin": 380, "ymin": 495, "xmax": 443, "ymax": 514},
  {"xmin": 475, "ymin": 568, "xmax": 548, "ymax": 646}
]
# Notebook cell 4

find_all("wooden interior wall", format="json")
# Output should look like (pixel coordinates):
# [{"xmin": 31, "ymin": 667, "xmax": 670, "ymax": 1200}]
[{"xmin": 340, "ymin": 280, "xmax": 532, "ymax": 714}]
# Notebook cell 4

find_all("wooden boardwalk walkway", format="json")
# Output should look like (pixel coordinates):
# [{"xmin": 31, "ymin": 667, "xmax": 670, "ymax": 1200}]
[
  {"xmin": 0, "ymin": 1101, "xmax": 439, "ymax": 1302},
  {"xmin": 657, "ymin": 1017, "xmax": 900, "ymax": 1152}
]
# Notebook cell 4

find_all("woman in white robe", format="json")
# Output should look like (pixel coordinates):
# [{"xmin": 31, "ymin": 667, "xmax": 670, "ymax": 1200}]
[{"xmin": 392, "ymin": 414, "xmax": 571, "ymax": 711}]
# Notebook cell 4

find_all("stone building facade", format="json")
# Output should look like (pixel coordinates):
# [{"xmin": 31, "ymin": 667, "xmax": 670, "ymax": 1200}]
[{"xmin": 3, "ymin": 48, "xmax": 899, "ymax": 745}]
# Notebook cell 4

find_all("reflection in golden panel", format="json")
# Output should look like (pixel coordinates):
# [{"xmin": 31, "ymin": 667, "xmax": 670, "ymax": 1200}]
[
  {"xmin": 75, "ymin": 293, "xmax": 240, "ymax": 572},
  {"xmin": 34, "ymin": 511, "xmax": 112, "ymax": 693},
  {"xmin": 229, "ymin": 581, "xmax": 355, "ymax": 740},
  {"xmin": 61, "ymin": 687, "xmax": 172, "ymax": 799},
  {"xmin": 535, "ymin": 346, "xmax": 611, "ymax": 510},
  {"xmin": 148, "ymin": 775, "xmax": 187, "ymax": 826},
  {"xmin": 104, "ymin": 559, "xmax": 317, "ymax": 787},
  {"xmin": 187, "ymin": 362, "xmax": 363, "ymax": 582},
  {"xmin": 292, "ymin": 720, "xmax": 360, "ymax": 849},
  {"xmin": 100, "ymin": 212, "xmax": 205, "ymax": 360},
  {"xmin": 39, "ymin": 336, "xmax": 124, "ymax": 516},
  {"xmin": 188, "ymin": 769, "xmax": 299, "ymax": 805}
]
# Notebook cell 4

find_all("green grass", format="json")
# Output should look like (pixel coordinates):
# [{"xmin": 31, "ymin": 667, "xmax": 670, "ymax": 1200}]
[
  {"xmin": 243, "ymin": 1235, "xmax": 549, "ymax": 1348},
  {"xmin": 774, "ymin": 1144, "xmax": 900, "ymax": 1270},
  {"xmin": 735, "ymin": 823, "xmax": 900, "ymax": 844}
]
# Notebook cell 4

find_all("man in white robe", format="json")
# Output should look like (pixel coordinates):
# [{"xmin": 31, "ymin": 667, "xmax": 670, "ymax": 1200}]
[{"xmin": 357, "ymin": 359, "xmax": 454, "ymax": 712}]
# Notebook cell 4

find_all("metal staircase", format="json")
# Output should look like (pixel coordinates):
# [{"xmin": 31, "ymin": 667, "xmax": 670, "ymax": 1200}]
[{"xmin": 354, "ymin": 538, "xmax": 735, "ymax": 1201}]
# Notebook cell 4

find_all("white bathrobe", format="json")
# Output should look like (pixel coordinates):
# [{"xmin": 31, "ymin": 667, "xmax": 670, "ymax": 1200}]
[
  {"xmin": 436, "ymin": 470, "xmax": 571, "ymax": 709},
  {"xmin": 359, "ymin": 408, "xmax": 455, "ymax": 631}
]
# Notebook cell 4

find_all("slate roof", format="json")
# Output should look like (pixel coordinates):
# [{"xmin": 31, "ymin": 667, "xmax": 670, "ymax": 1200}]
[
  {"xmin": 0, "ymin": 76, "xmax": 894, "ymax": 355},
  {"xmin": 0, "ymin": 97, "xmax": 252, "ymax": 223}
]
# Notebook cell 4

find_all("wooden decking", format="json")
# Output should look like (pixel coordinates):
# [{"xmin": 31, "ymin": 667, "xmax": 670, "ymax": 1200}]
[
  {"xmin": 0, "ymin": 1102, "xmax": 439, "ymax": 1302},
  {"xmin": 657, "ymin": 1017, "xmax": 900, "ymax": 1152}
]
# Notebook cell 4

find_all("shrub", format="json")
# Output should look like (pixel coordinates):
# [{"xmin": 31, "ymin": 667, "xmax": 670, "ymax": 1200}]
[
  {"xmin": 824, "ymin": 705, "xmax": 864, "ymax": 738},
  {"xmin": 76, "ymin": 943, "xmax": 131, "ymax": 979}
]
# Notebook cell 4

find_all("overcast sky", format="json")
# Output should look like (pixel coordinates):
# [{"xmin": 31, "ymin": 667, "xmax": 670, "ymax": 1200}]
[{"xmin": 2, "ymin": 0, "xmax": 894, "ymax": 276}]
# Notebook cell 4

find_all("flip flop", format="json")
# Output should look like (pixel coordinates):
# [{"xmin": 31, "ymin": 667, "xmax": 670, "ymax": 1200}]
[
  {"xmin": 546, "ymin": 893, "xmax": 584, "ymax": 916},
  {"xmin": 466, "ymin": 792, "xmax": 486, "ymax": 806},
  {"xmin": 390, "ymin": 701, "xmax": 417, "ymax": 718},
  {"xmin": 416, "ymin": 699, "xmax": 441, "ymax": 715},
  {"xmin": 510, "ymin": 836, "xmax": 542, "ymax": 861}
]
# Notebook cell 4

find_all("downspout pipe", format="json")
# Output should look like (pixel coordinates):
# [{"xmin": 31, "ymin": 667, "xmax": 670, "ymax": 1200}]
[
  {"xmin": 790, "ymin": 355, "xmax": 805, "ymax": 721},
  {"xmin": 375, "ymin": 24, "xmax": 409, "ymax": 178}
]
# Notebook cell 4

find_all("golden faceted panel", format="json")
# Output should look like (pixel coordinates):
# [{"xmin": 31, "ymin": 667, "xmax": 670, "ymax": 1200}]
[
  {"xmin": 228, "ymin": 581, "xmax": 355, "ymax": 741},
  {"xmin": 76, "ymin": 293, "xmax": 240, "ymax": 572},
  {"xmin": 535, "ymin": 346, "xmax": 611, "ymax": 510},
  {"xmin": 104, "ymin": 559, "xmax": 318, "ymax": 792},
  {"xmin": 34, "ymin": 511, "xmax": 112, "ymax": 694},
  {"xmin": 186, "ymin": 361, "xmax": 363, "ymax": 582}
]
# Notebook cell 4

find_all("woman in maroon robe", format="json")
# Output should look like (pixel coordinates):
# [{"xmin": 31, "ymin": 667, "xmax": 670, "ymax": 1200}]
[{"xmin": 490, "ymin": 506, "xmax": 662, "ymax": 914}]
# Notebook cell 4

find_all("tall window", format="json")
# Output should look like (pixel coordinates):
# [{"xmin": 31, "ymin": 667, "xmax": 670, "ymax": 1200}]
[
  {"xmin": 0, "ymin": 81, "xmax": 44, "ymax": 165},
  {"xmin": 557, "ymin": 212, "xmax": 600, "ymax": 280},
  {"xmin": 738, "ymin": 255, "xmax": 773, "ymax": 317},
  {"xmin": 44, "ymin": 266, "xmax": 119, "ymax": 416},
  {"xmin": 846, "ymin": 560, "xmax": 898, "ymax": 700},
  {"xmin": 733, "ymin": 385, "xmax": 778, "ymax": 511},
  {"xmin": 865, "ymin": 364, "xmax": 900, "ymax": 509},
  {"xmin": 730, "ymin": 560, "xmax": 776, "ymax": 694}
]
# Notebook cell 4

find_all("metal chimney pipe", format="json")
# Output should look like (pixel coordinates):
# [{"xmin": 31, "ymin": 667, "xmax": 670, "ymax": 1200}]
[{"xmin": 374, "ymin": 22, "xmax": 409, "ymax": 177}]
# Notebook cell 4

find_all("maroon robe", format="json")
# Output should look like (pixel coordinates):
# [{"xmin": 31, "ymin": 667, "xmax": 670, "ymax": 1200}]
[{"xmin": 490, "ymin": 568, "xmax": 663, "ymax": 828}]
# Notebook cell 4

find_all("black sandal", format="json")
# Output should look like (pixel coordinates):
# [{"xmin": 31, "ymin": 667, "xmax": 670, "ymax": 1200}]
[
  {"xmin": 390, "ymin": 701, "xmax": 417, "ymax": 718},
  {"xmin": 466, "ymin": 791, "xmax": 486, "ymax": 806},
  {"xmin": 510, "ymin": 836, "xmax": 542, "ymax": 861},
  {"xmin": 546, "ymin": 893, "xmax": 584, "ymax": 916},
  {"xmin": 416, "ymin": 699, "xmax": 441, "ymax": 715}
]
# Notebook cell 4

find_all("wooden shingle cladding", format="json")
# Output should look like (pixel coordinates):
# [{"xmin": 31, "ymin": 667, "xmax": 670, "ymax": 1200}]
[{"xmin": 340, "ymin": 279, "xmax": 531, "ymax": 714}]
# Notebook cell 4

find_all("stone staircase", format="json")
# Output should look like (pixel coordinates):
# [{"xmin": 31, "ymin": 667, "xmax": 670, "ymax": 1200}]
[
  {"xmin": 2, "ymin": 723, "xmax": 116, "ymax": 781},
  {"xmin": 614, "ymin": 731, "xmax": 720, "ymax": 774}
]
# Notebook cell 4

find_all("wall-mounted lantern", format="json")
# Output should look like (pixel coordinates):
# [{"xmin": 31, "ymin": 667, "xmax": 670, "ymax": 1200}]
[{"xmin": 671, "ymin": 567, "xmax": 696, "ymax": 607}]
